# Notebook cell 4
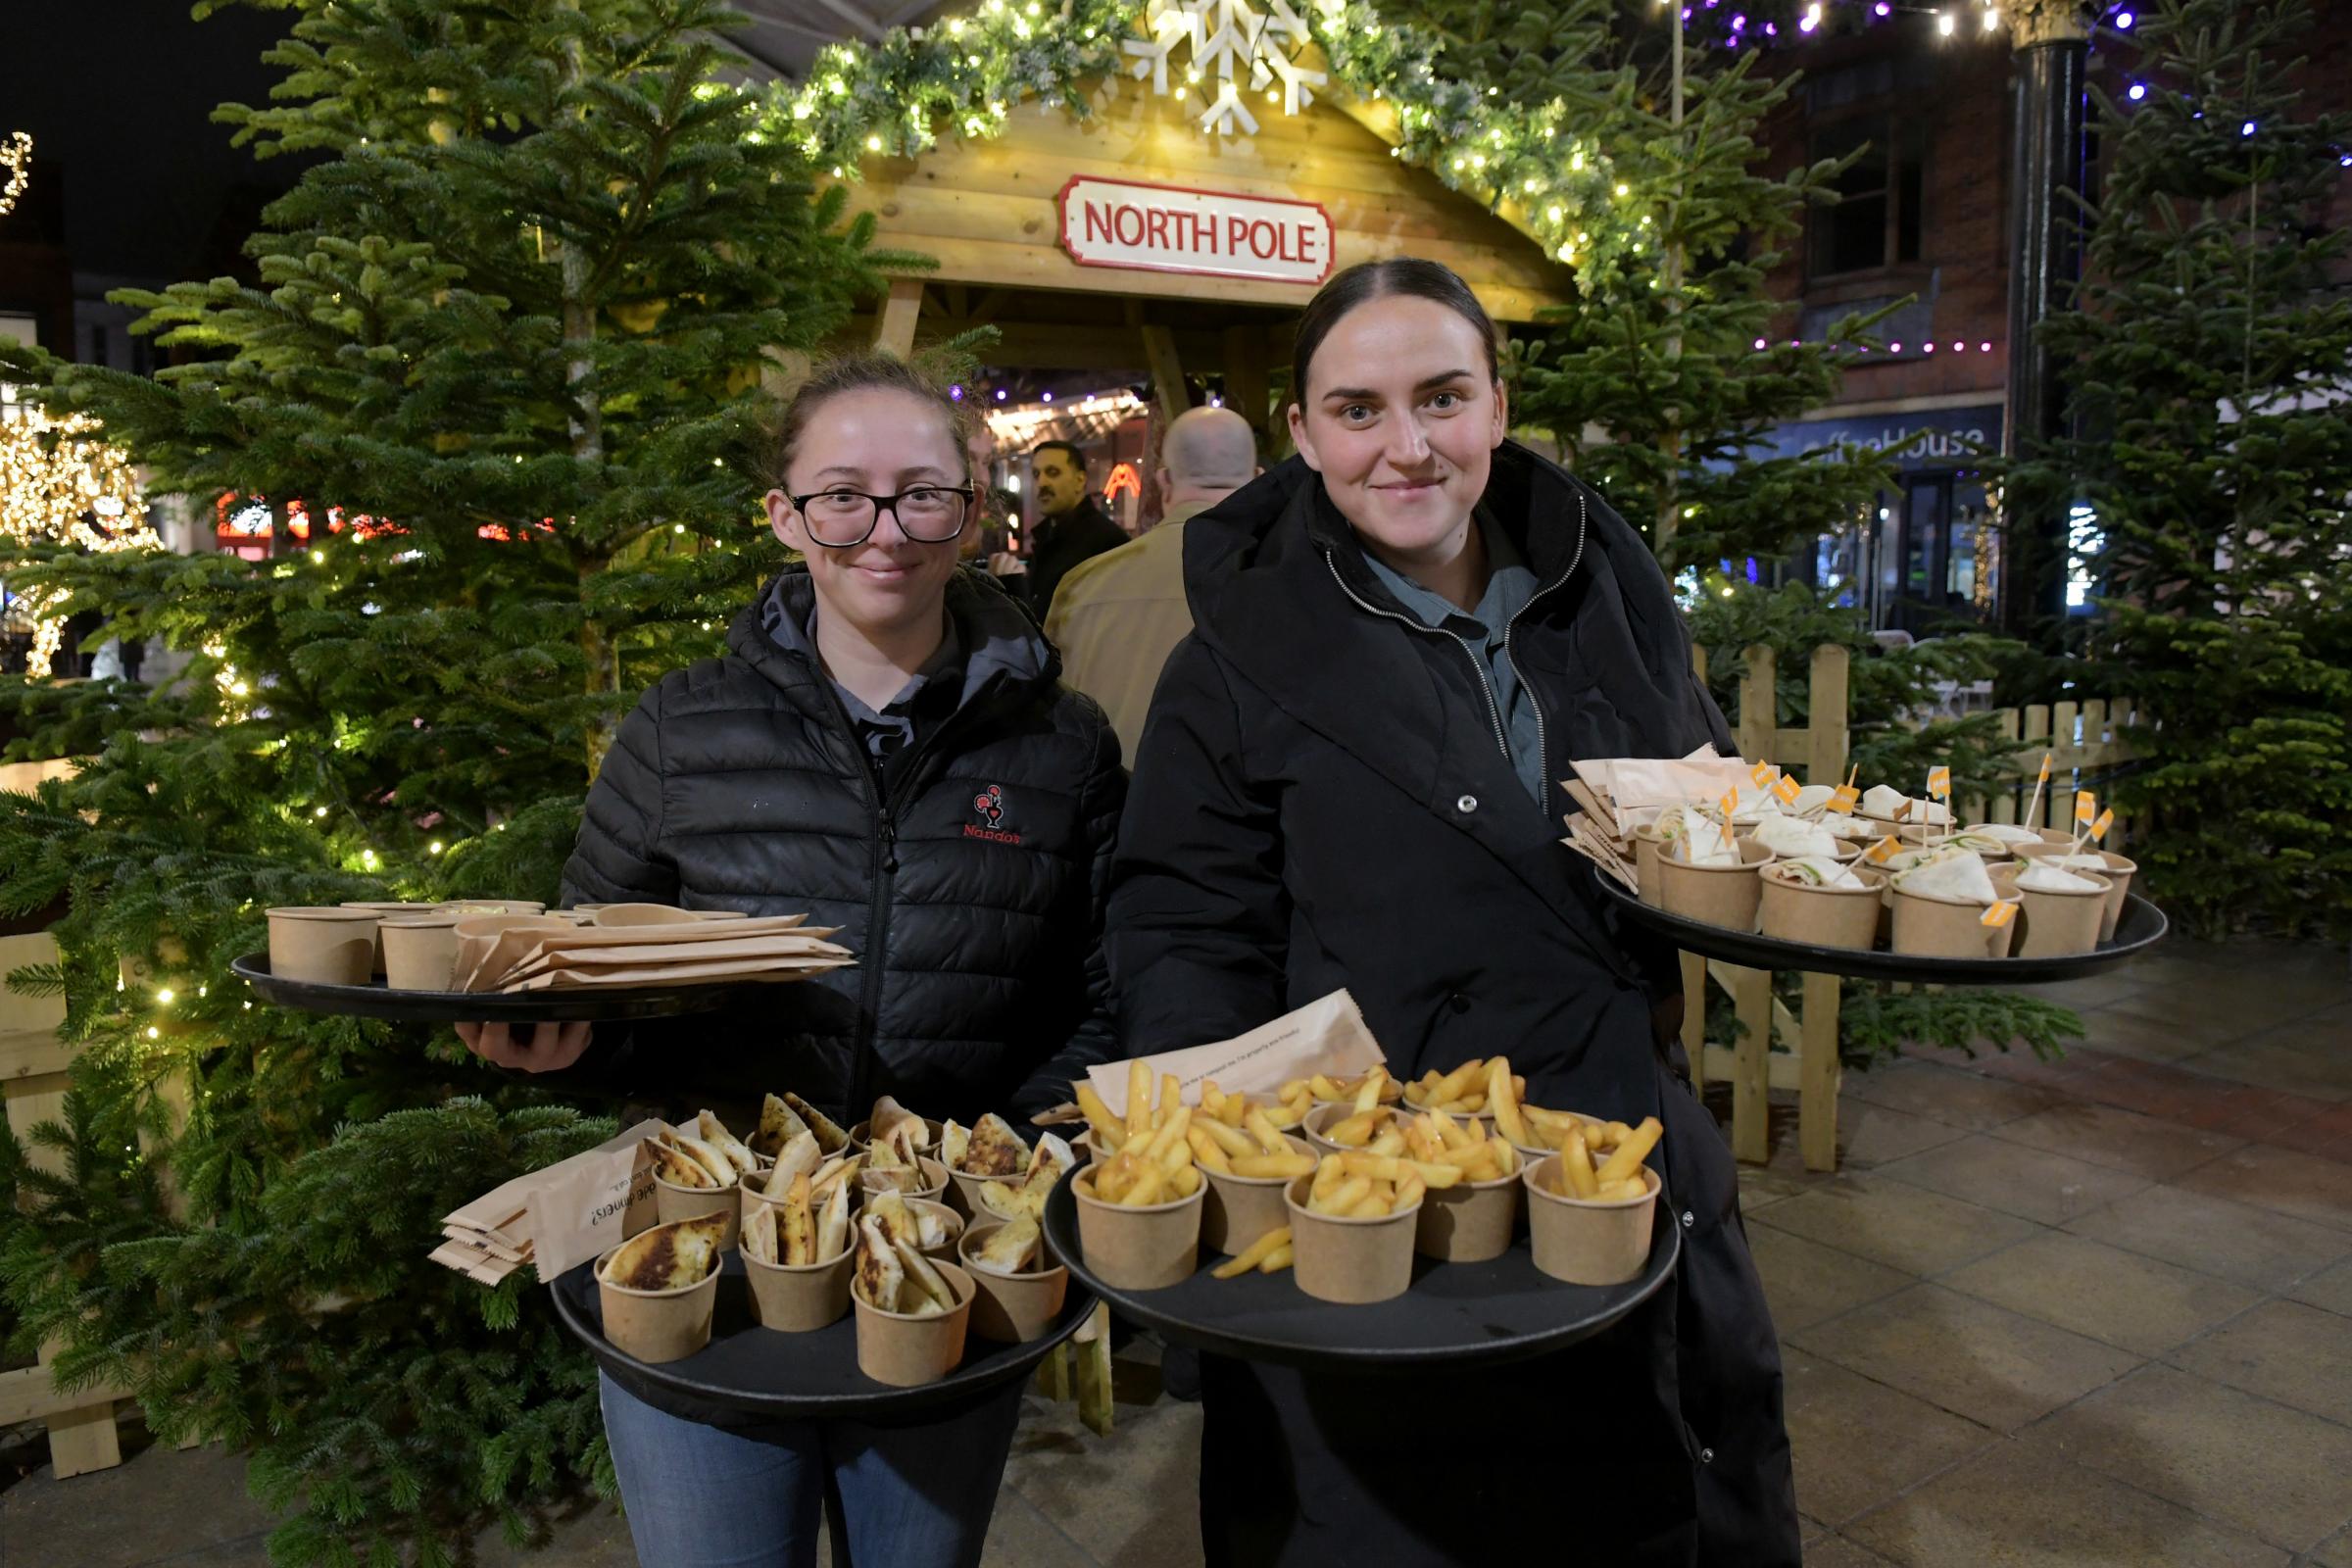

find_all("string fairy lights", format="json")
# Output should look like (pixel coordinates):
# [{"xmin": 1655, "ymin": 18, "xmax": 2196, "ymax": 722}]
[
  {"xmin": 0, "ymin": 132, "xmax": 29, "ymax": 220},
  {"xmin": 0, "ymin": 408, "xmax": 163, "ymax": 677}
]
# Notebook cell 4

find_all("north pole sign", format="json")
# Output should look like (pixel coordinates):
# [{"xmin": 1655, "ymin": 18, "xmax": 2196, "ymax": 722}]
[{"xmin": 1056, "ymin": 176, "xmax": 1334, "ymax": 286}]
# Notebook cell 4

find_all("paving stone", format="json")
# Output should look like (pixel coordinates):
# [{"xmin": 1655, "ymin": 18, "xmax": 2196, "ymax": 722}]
[
  {"xmin": 1747, "ymin": 1223, "xmax": 1916, "ymax": 1334},
  {"xmin": 1988, "ymin": 1101, "xmax": 2244, "ymax": 1182},
  {"xmin": 2177, "ymin": 1032, "xmax": 2352, "ymax": 1104},
  {"xmin": 1786, "ymin": 1284, "xmax": 2143, "ymax": 1433},
  {"xmin": 1838, "ymin": 1062, "xmax": 2064, "ymax": 1133},
  {"xmin": 2032, "ymin": 1363, "xmax": 2352, "ymax": 1553},
  {"xmin": 2172, "ymin": 1144, "xmax": 2352, "ymax": 1233},
  {"xmin": 2102, "ymin": 980, "xmax": 2318, "ymax": 1045},
  {"xmin": 2289, "ymin": 1257, "xmax": 2352, "ymax": 1318},
  {"xmin": 2165, "ymin": 1298, "xmax": 2352, "ymax": 1426},
  {"xmin": 1781, "ymin": 1348, "xmax": 1996, "ymax": 1529},
  {"xmin": 1837, "ymin": 1101, "xmax": 1973, "ymax": 1169},
  {"xmin": 2066, "ymin": 1007, "xmax": 2219, "ymax": 1066},
  {"xmin": 978, "ymin": 1489, "xmax": 1104, "ymax": 1568},
  {"xmin": 1004, "ymin": 1390, "xmax": 1201, "ymax": 1568},
  {"xmin": 470, "ymin": 1498, "xmax": 640, "ymax": 1568},
  {"xmin": 2311, "ymin": 1523, "xmax": 2352, "ymax": 1568},
  {"xmin": 1840, "ymin": 1438, "xmax": 2288, "ymax": 1568},
  {"xmin": 1942, "ymin": 1231, "xmax": 2263, "ymax": 1357},
  {"xmin": 0, "ymin": 1439, "xmax": 274, "ymax": 1568},
  {"xmin": 1750, "ymin": 1175, "xmax": 2041, "ymax": 1277},
  {"xmin": 1800, "ymin": 1534, "xmax": 1898, "ymax": 1566},
  {"xmin": 1876, "ymin": 1135, "xmax": 2151, "ymax": 1228},
  {"xmin": 2064, "ymin": 1184, "xmax": 2352, "ymax": 1293}
]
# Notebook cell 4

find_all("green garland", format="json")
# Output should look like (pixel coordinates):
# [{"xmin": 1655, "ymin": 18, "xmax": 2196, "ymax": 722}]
[{"xmin": 763, "ymin": 0, "xmax": 1653, "ymax": 288}]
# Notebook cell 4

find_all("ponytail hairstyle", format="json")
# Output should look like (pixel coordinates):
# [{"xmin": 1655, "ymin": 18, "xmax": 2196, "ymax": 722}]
[
  {"xmin": 1289, "ymin": 258, "xmax": 1499, "ymax": 405},
  {"xmin": 766, "ymin": 352, "xmax": 979, "ymax": 488}
]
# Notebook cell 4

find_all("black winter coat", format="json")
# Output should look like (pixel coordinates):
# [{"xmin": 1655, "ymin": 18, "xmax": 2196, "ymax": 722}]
[
  {"xmin": 1106, "ymin": 444, "xmax": 1799, "ymax": 1566},
  {"xmin": 1024, "ymin": 496, "xmax": 1128, "ymax": 617},
  {"xmin": 558, "ymin": 565, "xmax": 1124, "ymax": 1130}
]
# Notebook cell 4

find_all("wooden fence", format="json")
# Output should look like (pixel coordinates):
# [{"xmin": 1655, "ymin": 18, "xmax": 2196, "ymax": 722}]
[{"xmin": 1683, "ymin": 645, "xmax": 2135, "ymax": 1170}]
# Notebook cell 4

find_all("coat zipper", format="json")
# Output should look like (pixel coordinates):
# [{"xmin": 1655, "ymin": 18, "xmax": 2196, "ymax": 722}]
[{"xmin": 1501, "ymin": 488, "xmax": 1590, "ymax": 816}]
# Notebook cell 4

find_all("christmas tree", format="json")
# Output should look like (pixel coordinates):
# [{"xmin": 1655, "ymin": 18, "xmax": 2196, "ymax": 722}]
[
  {"xmin": 0, "ymin": 0, "xmax": 883, "ymax": 1557},
  {"xmin": 2008, "ymin": 0, "xmax": 2352, "ymax": 940}
]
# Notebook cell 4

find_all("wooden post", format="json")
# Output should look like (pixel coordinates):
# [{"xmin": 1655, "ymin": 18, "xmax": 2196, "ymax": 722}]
[
  {"xmin": 1221, "ymin": 324, "xmax": 1270, "ymax": 452},
  {"xmin": 1806, "ymin": 645, "xmax": 1849, "ymax": 788},
  {"xmin": 1737, "ymin": 646, "xmax": 1776, "ymax": 766},
  {"xmin": 1730, "ymin": 965, "xmax": 1771, "ymax": 1164},
  {"xmin": 2052, "ymin": 699, "xmax": 2082, "ymax": 827},
  {"xmin": 1798, "ymin": 971, "xmax": 1842, "ymax": 1171},
  {"xmin": 1991, "ymin": 708, "xmax": 2023, "ymax": 823},
  {"xmin": 872, "ymin": 278, "xmax": 923, "ymax": 359},
  {"xmin": 1141, "ymin": 324, "xmax": 1191, "ymax": 422},
  {"xmin": 2021, "ymin": 705, "xmax": 2052, "ymax": 828}
]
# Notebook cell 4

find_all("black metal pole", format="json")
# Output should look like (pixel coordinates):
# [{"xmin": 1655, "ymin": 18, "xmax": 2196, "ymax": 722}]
[{"xmin": 2000, "ymin": 5, "xmax": 2091, "ymax": 637}]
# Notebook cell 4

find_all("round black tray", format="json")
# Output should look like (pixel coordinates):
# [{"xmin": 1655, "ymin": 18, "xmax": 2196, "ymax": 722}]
[
  {"xmin": 1042, "ymin": 1169, "xmax": 1679, "ymax": 1372},
  {"xmin": 1599, "ymin": 883, "xmax": 2168, "ymax": 983},
  {"xmin": 231, "ymin": 953, "xmax": 762, "ymax": 1023},
  {"xmin": 550, "ymin": 1250, "xmax": 1095, "ymax": 1419}
]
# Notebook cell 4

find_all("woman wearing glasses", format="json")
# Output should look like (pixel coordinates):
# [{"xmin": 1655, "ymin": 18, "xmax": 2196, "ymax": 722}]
[{"xmin": 460, "ymin": 353, "xmax": 1123, "ymax": 1568}]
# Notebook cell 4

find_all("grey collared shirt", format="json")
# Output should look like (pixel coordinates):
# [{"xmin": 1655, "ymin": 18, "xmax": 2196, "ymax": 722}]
[
  {"xmin": 809, "ymin": 610, "xmax": 963, "ymax": 767},
  {"xmin": 1359, "ymin": 515, "xmax": 1547, "ymax": 807}
]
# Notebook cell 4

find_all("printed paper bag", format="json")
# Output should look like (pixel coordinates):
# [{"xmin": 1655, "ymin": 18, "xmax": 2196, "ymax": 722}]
[
  {"xmin": 1083, "ymin": 989, "xmax": 1386, "ymax": 1118},
  {"xmin": 522, "ymin": 1119, "xmax": 672, "ymax": 1280}
]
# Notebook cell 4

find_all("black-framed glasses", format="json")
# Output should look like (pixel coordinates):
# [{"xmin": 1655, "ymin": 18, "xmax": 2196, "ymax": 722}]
[{"xmin": 789, "ymin": 485, "xmax": 975, "ymax": 547}]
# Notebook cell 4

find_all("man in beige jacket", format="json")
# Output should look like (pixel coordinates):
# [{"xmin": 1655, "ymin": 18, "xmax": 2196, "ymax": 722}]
[{"xmin": 1047, "ymin": 405, "xmax": 1260, "ymax": 761}]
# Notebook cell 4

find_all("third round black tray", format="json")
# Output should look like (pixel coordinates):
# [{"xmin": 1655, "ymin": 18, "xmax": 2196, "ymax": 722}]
[
  {"xmin": 1041, "ymin": 1168, "xmax": 1680, "ymax": 1373},
  {"xmin": 1598, "ymin": 881, "xmax": 2168, "ymax": 983},
  {"xmin": 230, "ymin": 953, "xmax": 766, "ymax": 1024}
]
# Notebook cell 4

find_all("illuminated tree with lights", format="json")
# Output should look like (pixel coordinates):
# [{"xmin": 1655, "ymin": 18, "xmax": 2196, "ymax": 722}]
[
  {"xmin": 2007, "ymin": 0, "xmax": 2352, "ymax": 939},
  {"xmin": 0, "ymin": 0, "xmax": 882, "ymax": 1560},
  {"xmin": 0, "ymin": 408, "xmax": 163, "ymax": 674}
]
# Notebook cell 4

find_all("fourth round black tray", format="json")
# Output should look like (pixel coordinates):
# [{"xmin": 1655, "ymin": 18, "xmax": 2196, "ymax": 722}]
[{"xmin": 231, "ymin": 953, "xmax": 765, "ymax": 1024}]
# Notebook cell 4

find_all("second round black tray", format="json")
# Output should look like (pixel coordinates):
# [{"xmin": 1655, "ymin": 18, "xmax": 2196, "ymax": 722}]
[
  {"xmin": 550, "ymin": 1250, "xmax": 1096, "ymax": 1420},
  {"xmin": 1042, "ymin": 1169, "xmax": 1680, "ymax": 1373},
  {"xmin": 231, "ymin": 953, "xmax": 766, "ymax": 1023},
  {"xmin": 1599, "ymin": 883, "xmax": 2168, "ymax": 983}
]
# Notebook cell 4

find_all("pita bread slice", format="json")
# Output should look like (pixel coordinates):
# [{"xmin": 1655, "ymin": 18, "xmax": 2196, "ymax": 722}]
[
  {"xmin": 975, "ymin": 1179, "xmax": 1033, "ymax": 1224},
  {"xmin": 750, "ymin": 1093, "xmax": 811, "ymax": 1159},
  {"xmin": 761, "ymin": 1131, "xmax": 822, "ymax": 1197},
  {"xmin": 884, "ymin": 1119, "xmax": 927, "ymax": 1168},
  {"xmin": 865, "ymin": 1133, "xmax": 906, "ymax": 1171},
  {"xmin": 668, "ymin": 1132, "xmax": 741, "ymax": 1189},
  {"xmin": 815, "ymin": 1178, "xmax": 852, "ymax": 1262},
  {"xmin": 779, "ymin": 1173, "xmax": 818, "ymax": 1266},
  {"xmin": 809, "ymin": 1154, "xmax": 861, "ymax": 1198},
  {"xmin": 600, "ymin": 1213, "xmax": 727, "ymax": 1291},
  {"xmin": 893, "ymin": 1236, "xmax": 957, "ymax": 1316},
  {"xmin": 962, "ymin": 1113, "xmax": 1028, "ymax": 1177},
  {"xmin": 647, "ymin": 1137, "xmax": 717, "ymax": 1191},
  {"xmin": 694, "ymin": 1111, "xmax": 760, "ymax": 1179},
  {"xmin": 940, "ymin": 1120, "xmax": 972, "ymax": 1170},
  {"xmin": 859, "ymin": 1164, "xmax": 919, "ymax": 1196},
  {"xmin": 784, "ymin": 1094, "xmax": 851, "ymax": 1153},
  {"xmin": 869, "ymin": 1095, "xmax": 929, "ymax": 1151},
  {"xmin": 854, "ymin": 1216, "xmax": 905, "ymax": 1312},
  {"xmin": 971, "ymin": 1215, "xmax": 1042, "ymax": 1276},
  {"xmin": 863, "ymin": 1190, "xmax": 915, "ymax": 1251},
  {"xmin": 742, "ymin": 1200, "xmax": 780, "ymax": 1265},
  {"xmin": 1029, "ymin": 1132, "xmax": 1075, "ymax": 1180}
]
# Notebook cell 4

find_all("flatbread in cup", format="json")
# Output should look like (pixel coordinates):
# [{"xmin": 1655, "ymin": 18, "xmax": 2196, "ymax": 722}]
[
  {"xmin": 648, "ymin": 1137, "xmax": 717, "ymax": 1191},
  {"xmin": 815, "ymin": 1178, "xmax": 852, "ymax": 1262},
  {"xmin": 694, "ymin": 1110, "xmax": 760, "ymax": 1180},
  {"xmin": 667, "ymin": 1132, "xmax": 741, "ymax": 1189},
  {"xmin": 854, "ymin": 1216, "xmax": 906, "ymax": 1311},
  {"xmin": 750, "ymin": 1093, "xmax": 810, "ymax": 1159},
  {"xmin": 893, "ymin": 1237, "xmax": 956, "ymax": 1316},
  {"xmin": 971, "ymin": 1215, "xmax": 1042, "ymax": 1276},
  {"xmin": 600, "ymin": 1213, "xmax": 728, "ymax": 1291},
  {"xmin": 760, "ymin": 1131, "xmax": 822, "ymax": 1197},
  {"xmin": 783, "ymin": 1094, "xmax": 851, "ymax": 1154},
  {"xmin": 962, "ymin": 1113, "xmax": 1028, "ymax": 1177},
  {"xmin": 742, "ymin": 1200, "xmax": 780, "ymax": 1265}
]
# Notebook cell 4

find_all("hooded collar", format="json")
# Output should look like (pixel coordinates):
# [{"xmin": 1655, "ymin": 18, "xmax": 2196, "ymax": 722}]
[{"xmin": 730, "ymin": 563, "xmax": 1058, "ymax": 724}]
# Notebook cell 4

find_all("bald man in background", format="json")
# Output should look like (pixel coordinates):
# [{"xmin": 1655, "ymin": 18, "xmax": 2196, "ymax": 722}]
[{"xmin": 1047, "ymin": 406, "xmax": 1260, "ymax": 761}]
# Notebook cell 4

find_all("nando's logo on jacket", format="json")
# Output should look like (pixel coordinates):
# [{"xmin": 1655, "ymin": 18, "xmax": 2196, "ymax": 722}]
[{"xmin": 965, "ymin": 784, "xmax": 1022, "ymax": 845}]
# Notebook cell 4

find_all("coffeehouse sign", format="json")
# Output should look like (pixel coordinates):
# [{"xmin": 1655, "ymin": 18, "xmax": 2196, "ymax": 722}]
[{"xmin": 1056, "ymin": 176, "xmax": 1335, "ymax": 286}]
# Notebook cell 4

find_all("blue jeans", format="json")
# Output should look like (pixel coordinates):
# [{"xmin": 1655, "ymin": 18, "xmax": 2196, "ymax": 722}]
[{"xmin": 599, "ymin": 1372, "xmax": 1026, "ymax": 1568}]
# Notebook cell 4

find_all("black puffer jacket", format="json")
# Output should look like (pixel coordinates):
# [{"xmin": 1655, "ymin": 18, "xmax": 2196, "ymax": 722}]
[
  {"xmin": 1102, "ymin": 443, "xmax": 1798, "ymax": 1566},
  {"xmin": 558, "ymin": 564, "xmax": 1123, "ymax": 1128}
]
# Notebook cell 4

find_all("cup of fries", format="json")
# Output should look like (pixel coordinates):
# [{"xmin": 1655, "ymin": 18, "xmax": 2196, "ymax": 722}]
[
  {"xmin": 1399, "ymin": 1057, "xmax": 1517, "ymax": 1122},
  {"xmin": 958, "ymin": 1220, "xmax": 1070, "ymax": 1343},
  {"xmin": 1074, "ymin": 1157, "xmax": 1205, "ymax": 1291},
  {"xmin": 1282, "ymin": 1153, "xmax": 1429, "ymax": 1305},
  {"xmin": 853, "ymin": 1258, "xmax": 975, "ymax": 1388},
  {"xmin": 1301, "ymin": 1100, "xmax": 1402, "ymax": 1157},
  {"xmin": 1394, "ymin": 1109, "xmax": 1524, "ymax": 1263},
  {"xmin": 1193, "ymin": 1107, "xmax": 1319, "ymax": 1255},
  {"xmin": 595, "ymin": 1215, "xmax": 728, "ymax": 1363},
  {"xmin": 1524, "ymin": 1114, "xmax": 1665, "ymax": 1287}
]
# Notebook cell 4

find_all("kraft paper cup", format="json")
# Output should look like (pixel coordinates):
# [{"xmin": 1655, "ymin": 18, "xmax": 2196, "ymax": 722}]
[
  {"xmin": 1413, "ymin": 1164, "xmax": 1523, "ymax": 1264},
  {"xmin": 742, "ymin": 1244, "xmax": 854, "ymax": 1333},
  {"xmin": 2000, "ymin": 868, "xmax": 2112, "ymax": 958},
  {"xmin": 1632, "ymin": 829, "xmax": 1668, "ymax": 908},
  {"xmin": 853, "ymin": 1260, "xmax": 974, "ymax": 1388},
  {"xmin": 2016, "ymin": 845, "xmax": 2137, "ymax": 941},
  {"xmin": 339, "ymin": 902, "xmax": 423, "ymax": 974},
  {"xmin": 587, "ymin": 903, "xmax": 699, "ymax": 927},
  {"xmin": 595, "ymin": 1248, "xmax": 720, "ymax": 1363},
  {"xmin": 849, "ymin": 1117, "xmax": 947, "ymax": 1156},
  {"xmin": 378, "ymin": 913, "xmax": 465, "ymax": 992},
  {"xmin": 654, "ymin": 1172, "xmax": 740, "ymax": 1250},
  {"xmin": 1524, "ymin": 1158, "xmax": 1660, "ymax": 1288},
  {"xmin": 958, "ymin": 1224, "xmax": 1071, "ymax": 1344},
  {"xmin": 265, "ymin": 906, "xmax": 380, "ymax": 985},
  {"xmin": 1757, "ymin": 863, "xmax": 1886, "ymax": 952},
  {"xmin": 435, "ymin": 899, "xmax": 546, "ymax": 916},
  {"xmin": 1302, "ymin": 1101, "xmax": 1397, "ymax": 1158},
  {"xmin": 1201, "ymin": 1133, "xmax": 1315, "ymax": 1254},
  {"xmin": 1284, "ymin": 1174, "xmax": 1421, "ymax": 1305},
  {"xmin": 1653, "ymin": 839, "xmax": 1775, "ymax": 931},
  {"xmin": 1888, "ymin": 885, "xmax": 2020, "ymax": 959},
  {"xmin": 1073, "ymin": 1170, "xmax": 1203, "ymax": 1290}
]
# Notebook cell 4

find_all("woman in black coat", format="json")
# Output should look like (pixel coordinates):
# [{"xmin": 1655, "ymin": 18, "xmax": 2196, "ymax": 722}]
[
  {"xmin": 1104, "ymin": 260, "xmax": 1798, "ymax": 1565},
  {"xmin": 461, "ymin": 353, "xmax": 1123, "ymax": 1568}
]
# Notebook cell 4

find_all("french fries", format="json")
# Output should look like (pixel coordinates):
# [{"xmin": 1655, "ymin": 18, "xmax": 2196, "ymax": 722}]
[
  {"xmin": 1301, "ymin": 1152, "xmax": 1425, "ymax": 1218},
  {"xmin": 1538, "ymin": 1115, "xmax": 1662, "ymax": 1202},
  {"xmin": 1079, "ymin": 1071, "xmax": 1310, "ymax": 1159},
  {"xmin": 1398, "ymin": 1107, "xmax": 1521, "ymax": 1183},
  {"xmin": 1399, "ymin": 1057, "xmax": 1526, "ymax": 1117},
  {"xmin": 1211, "ymin": 1225, "xmax": 1295, "ymax": 1278}
]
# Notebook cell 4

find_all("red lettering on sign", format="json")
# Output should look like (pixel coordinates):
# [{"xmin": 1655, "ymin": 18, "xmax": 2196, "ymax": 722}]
[
  {"xmin": 1247, "ymin": 219, "xmax": 1275, "ymax": 259},
  {"xmin": 1085, "ymin": 201, "xmax": 1114, "ymax": 246},
  {"xmin": 1114, "ymin": 205, "xmax": 1144, "ymax": 246},
  {"xmin": 1298, "ymin": 225, "xmax": 1319, "ymax": 266}
]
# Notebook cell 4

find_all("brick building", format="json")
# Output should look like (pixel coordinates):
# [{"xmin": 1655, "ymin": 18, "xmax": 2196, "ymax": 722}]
[{"xmin": 1749, "ymin": 8, "xmax": 2352, "ymax": 633}]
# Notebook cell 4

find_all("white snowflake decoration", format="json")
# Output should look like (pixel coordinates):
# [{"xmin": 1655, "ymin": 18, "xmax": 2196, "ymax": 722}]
[{"xmin": 1122, "ymin": 0, "xmax": 1328, "ymax": 137}]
